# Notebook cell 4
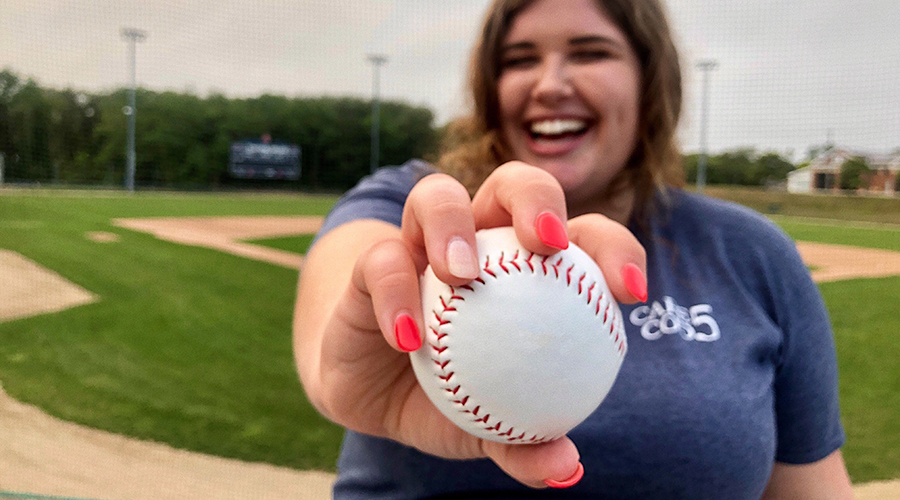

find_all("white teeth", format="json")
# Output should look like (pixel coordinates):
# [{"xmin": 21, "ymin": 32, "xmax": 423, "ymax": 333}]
[{"xmin": 530, "ymin": 119, "xmax": 587, "ymax": 136}]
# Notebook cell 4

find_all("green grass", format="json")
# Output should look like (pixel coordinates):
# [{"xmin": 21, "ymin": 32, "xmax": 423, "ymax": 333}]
[
  {"xmin": 1, "ymin": 186, "xmax": 899, "ymax": 482},
  {"xmin": 246, "ymin": 234, "xmax": 316, "ymax": 255},
  {"xmin": 706, "ymin": 186, "xmax": 900, "ymax": 225},
  {"xmin": 0, "ymin": 189, "xmax": 343, "ymax": 470},
  {"xmin": 769, "ymin": 215, "xmax": 900, "ymax": 252},
  {"xmin": 823, "ymin": 277, "xmax": 900, "ymax": 483}
]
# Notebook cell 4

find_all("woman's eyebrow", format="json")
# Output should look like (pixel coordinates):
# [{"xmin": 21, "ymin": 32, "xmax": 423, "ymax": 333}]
[
  {"xmin": 569, "ymin": 35, "xmax": 619, "ymax": 46},
  {"xmin": 501, "ymin": 41, "xmax": 536, "ymax": 53}
]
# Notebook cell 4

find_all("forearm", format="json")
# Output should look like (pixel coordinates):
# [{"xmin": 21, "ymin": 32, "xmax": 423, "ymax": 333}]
[
  {"xmin": 761, "ymin": 450, "xmax": 854, "ymax": 500},
  {"xmin": 292, "ymin": 219, "xmax": 401, "ymax": 413}
]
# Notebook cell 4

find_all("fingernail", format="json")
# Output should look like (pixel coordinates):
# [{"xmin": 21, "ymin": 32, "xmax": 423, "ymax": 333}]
[
  {"xmin": 543, "ymin": 462, "xmax": 584, "ymax": 489},
  {"xmin": 394, "ymin": 313, "xmax": 422, "ymax": 352},
  {"xmin": 535, "ymin": 212, "xmax": 569, "ymax": 250},
  {"xmin": 622, "ymin": 263, "xmax": 648, "ymax": 302},
  {"xmin": 446, "ymin": 237, "xmax": 480, "ymax": 279}
]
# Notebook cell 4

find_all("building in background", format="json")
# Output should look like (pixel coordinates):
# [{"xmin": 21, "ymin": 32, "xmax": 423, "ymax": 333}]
[{"xmin": 787, "ymin": 148, "xmax": 900, "ymax": 195}]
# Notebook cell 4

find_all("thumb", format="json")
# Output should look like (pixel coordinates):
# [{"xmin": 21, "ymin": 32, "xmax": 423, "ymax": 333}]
[{"xmin": 481, "ymin": 438, "xmax": 584, "ymax": 489}]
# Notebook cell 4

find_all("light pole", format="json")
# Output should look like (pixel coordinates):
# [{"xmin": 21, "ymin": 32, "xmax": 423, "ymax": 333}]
[
  {"xmin": 367, "ymin": 54, "xmax": 388, "ymax": 175},
  {"xmin": 696, "ymin": 59, "xmax": 718, "ymax": 193},
  {"xmin": 121, "ymin": 27, "xmax": 146, "ymax": 192}
]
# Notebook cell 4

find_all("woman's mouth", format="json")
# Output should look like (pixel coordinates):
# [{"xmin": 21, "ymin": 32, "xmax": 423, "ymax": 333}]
[{"xmin": 526, "ymin": 118, "xmax": 591, "ymax": 156}]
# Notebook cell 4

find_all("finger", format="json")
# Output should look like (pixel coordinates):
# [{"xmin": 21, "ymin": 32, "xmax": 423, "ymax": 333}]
[
  {"xmin": 568, "ymin": 213, "xmax": 648, "ymax": 304},
  {"xmin": 401, "ymin": 173, "xmax": 480, "ymax": 284},
  {"xmin": 481, "ymin": 438, "xmax": 583, "ymax": 489},
  {"xmin": 352, "ymin": 238, "xmax": 424, "ymax": 352},
  {"xmin": 471, "ymin": 161, "xmax": 570, "ymax": 254}
]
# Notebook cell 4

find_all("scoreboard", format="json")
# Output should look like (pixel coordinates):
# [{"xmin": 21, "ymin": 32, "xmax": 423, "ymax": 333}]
[{"xmin": 229, "ymin": 140, "xmax": 301, "ymax": 180}]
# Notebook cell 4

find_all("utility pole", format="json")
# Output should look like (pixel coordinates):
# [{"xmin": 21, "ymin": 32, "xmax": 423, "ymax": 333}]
[
  {"xmin": 367, "ymin": 54, "xmax": 388, "ymax": 175},
  {"xmin": 121, "ymin": 27, "xmax": 146, "ymax": 192},
  {"xmin": 696, "ymin": 59, "xmax": 718, "ymax": 193}
]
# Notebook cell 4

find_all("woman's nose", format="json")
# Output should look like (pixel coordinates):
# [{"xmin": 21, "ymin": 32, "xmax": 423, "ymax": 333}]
[{"xmin": 532, "ymin": 57, "xmax": 574, "ymax": 104}]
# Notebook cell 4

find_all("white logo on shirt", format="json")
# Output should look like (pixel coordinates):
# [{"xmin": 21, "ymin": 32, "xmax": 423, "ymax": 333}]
[{"xmin": 629, "ymin": 296, "xmax": 721, "ymax": 342}]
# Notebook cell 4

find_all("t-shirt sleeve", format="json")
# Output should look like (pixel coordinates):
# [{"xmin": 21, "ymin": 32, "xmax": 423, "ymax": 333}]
[
  {"xmin": 316, "ymin": 160, "xmax": 435, "ymax": 239},
  {"xmin": 763, "ymin": 226, "xmax": 846, "ymax": 464}
]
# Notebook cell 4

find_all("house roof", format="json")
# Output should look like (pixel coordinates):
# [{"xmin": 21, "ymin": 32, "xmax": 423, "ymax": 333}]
[{"xmin": 807, "ymin": 148, "xmax": 900, "ymax": 172}]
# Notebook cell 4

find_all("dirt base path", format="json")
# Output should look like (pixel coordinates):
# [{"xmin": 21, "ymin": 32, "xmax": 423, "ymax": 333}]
[
  {"xmin": 797, "ymin": 242, "xmax": 900, "ymax": 283},
  {"xmin": 0, "ymin": 384, "xmax": 334, "ymax": 499},
  {"xmin": 112, "ymin": 216, "xmax": 324, "ymax": 269},
  {"xmin": 3, "ymin": 216, "xmax": 900, "ymax": 498},
  {"xmin": 0, "ymin": 250, "xmax": 97, "ymax": 323}
]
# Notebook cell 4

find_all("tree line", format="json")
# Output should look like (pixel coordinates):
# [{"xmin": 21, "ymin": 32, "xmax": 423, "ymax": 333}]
[
  {"xmin": 6, "ymin": 67, "xmax": 843, "ymax": 192},
  {"xmin": 682, "ymin": 148, "xmax": 797, "ymax": 187},
  {"xmin": 0, "ymin": 68, "xmax": 439, "ymax": 190}
]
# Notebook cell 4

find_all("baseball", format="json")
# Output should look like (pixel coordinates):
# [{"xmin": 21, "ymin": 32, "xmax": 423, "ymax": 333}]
[{"xmin": 410, "ymin": 226, "xmax": 627, "ymax": 444}]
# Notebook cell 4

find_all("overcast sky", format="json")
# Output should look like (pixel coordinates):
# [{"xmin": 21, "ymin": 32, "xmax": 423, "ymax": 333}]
[{"xmin": 2, "ymin": 0, "xmax": 899, "ymax": 160}]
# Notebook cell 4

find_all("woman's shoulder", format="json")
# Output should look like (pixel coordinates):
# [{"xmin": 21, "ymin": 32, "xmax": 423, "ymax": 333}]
[
  {"xmin": 659, "ymin": 188, "xmax": 794, "ymax": 252},
  {"xmin": 344, "ymin": 159, "xmax": 437, "ymax": 200},
  {"xmin": 319, "ymin": 159, "xmax": 437, "ymax": 235}
]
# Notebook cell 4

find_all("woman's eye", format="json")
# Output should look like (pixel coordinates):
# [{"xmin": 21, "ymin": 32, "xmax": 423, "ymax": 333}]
[
  {"xmin": 571, "ymin": 50, "xmax": 610, "ymax": 62},
  {"xmin": 501, "ymin": 56, "xmax": 538, "ymax": 69}
]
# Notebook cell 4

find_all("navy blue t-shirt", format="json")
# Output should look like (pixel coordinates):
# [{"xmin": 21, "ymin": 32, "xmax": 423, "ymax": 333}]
[{"xmin": 315, "ymin": 160, "xmax": 845, "ymax": 500}]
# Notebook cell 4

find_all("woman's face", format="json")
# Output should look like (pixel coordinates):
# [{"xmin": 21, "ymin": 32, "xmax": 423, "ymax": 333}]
[{"xmin": 497, "ymin": 0, "xmax": 642, "ymax": 213}]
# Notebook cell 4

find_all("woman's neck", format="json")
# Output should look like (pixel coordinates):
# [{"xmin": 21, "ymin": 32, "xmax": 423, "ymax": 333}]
[{"xmin": 568, "ymin": 187, "xmax": 636, "ymax": 226}]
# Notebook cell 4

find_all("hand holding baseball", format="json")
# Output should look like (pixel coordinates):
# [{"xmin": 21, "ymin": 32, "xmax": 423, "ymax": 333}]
[{"xmin": 294, "ymin": 162, "xmax": 647, "ymax": 488}]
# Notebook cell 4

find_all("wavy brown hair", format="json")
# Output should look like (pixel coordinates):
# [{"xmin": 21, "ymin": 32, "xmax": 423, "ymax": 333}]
[{"xmin": 437, "ymin": 0, "xmax": 684, "ymax": 223}]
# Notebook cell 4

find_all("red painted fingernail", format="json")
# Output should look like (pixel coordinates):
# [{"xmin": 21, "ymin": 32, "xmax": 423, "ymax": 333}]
[
  {"xmin": 394, "ymin": 314, "xmax": 422, "ymax": 352},
  {"xmin": 544, "ymin": 462, "xmax": 584, "ymax": 489},
  {"xmin": 535, "ymin": 212, "xmax": 569, "ymax": 250},
  {"xmin": 622, "ymin": 263, "xmax": 648, "ymax": 302}
]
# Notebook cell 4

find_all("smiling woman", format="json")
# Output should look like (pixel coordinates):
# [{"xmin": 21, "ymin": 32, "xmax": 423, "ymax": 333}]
[
  {"xmin": 496, "ymin": 0, "xmax": 642, "ymax": 217},
  {"xmin": 438, "ymin": 0, "xmax": 683, "ymax": 224},
  {"xmin": 292, "ymin": 0, "xmax": 853, "ymax": 498}
]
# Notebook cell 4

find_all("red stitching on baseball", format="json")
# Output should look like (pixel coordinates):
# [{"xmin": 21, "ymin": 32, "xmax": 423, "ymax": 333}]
[
  {"xmin": 425, "ymin": 244, "xmax": 624, "ymax": 445},
  {"xmin": 498, "ymin": 253, "xmax": 509, "ymax": 274},
  {"xmin": 483, "ymin": 256, "xmax": 497, "ymax": 278},
  {"xmin": 440, "ymin": 297, "xmax": 456, "ymax": 312},
  {"xmin": 509, "ymin": 250, "xmax": 522, "ymax": 272}
]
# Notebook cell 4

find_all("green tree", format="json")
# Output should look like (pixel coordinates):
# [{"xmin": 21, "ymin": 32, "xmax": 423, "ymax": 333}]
[
  {"xmin": 683, "ymin": 148, "xmax": 795, "ymax": 187},
  {"xmin": 0, "ymin": 68, "xmax": 440, "ymax": 190},
  {"xmin": 839, "ymin": 156, "xmax": 871, "ymax": 191}
]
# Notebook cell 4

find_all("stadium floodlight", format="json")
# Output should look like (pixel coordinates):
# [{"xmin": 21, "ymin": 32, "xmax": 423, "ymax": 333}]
[
  {"xmin": 696, "ymin": 59, "xmax": 718, "ymax": 193},
  {"xmin": 368, "ymin": 54, "xmax": 388, "ymax": 175},
  {"xmin": 121, "ymin": 27, "xmax": 147, "ymax": 193}
]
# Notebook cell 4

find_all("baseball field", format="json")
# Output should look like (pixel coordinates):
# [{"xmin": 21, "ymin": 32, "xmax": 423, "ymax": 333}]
[{"xmin": 1, "ymin": 186, "xmax": 899, "ymax": 497}]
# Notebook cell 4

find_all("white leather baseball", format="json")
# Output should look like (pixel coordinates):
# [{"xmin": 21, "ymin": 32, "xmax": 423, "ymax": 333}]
[{"xmin": 410, "ymin": 226, "xmax": 627, "ymax": 444}]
